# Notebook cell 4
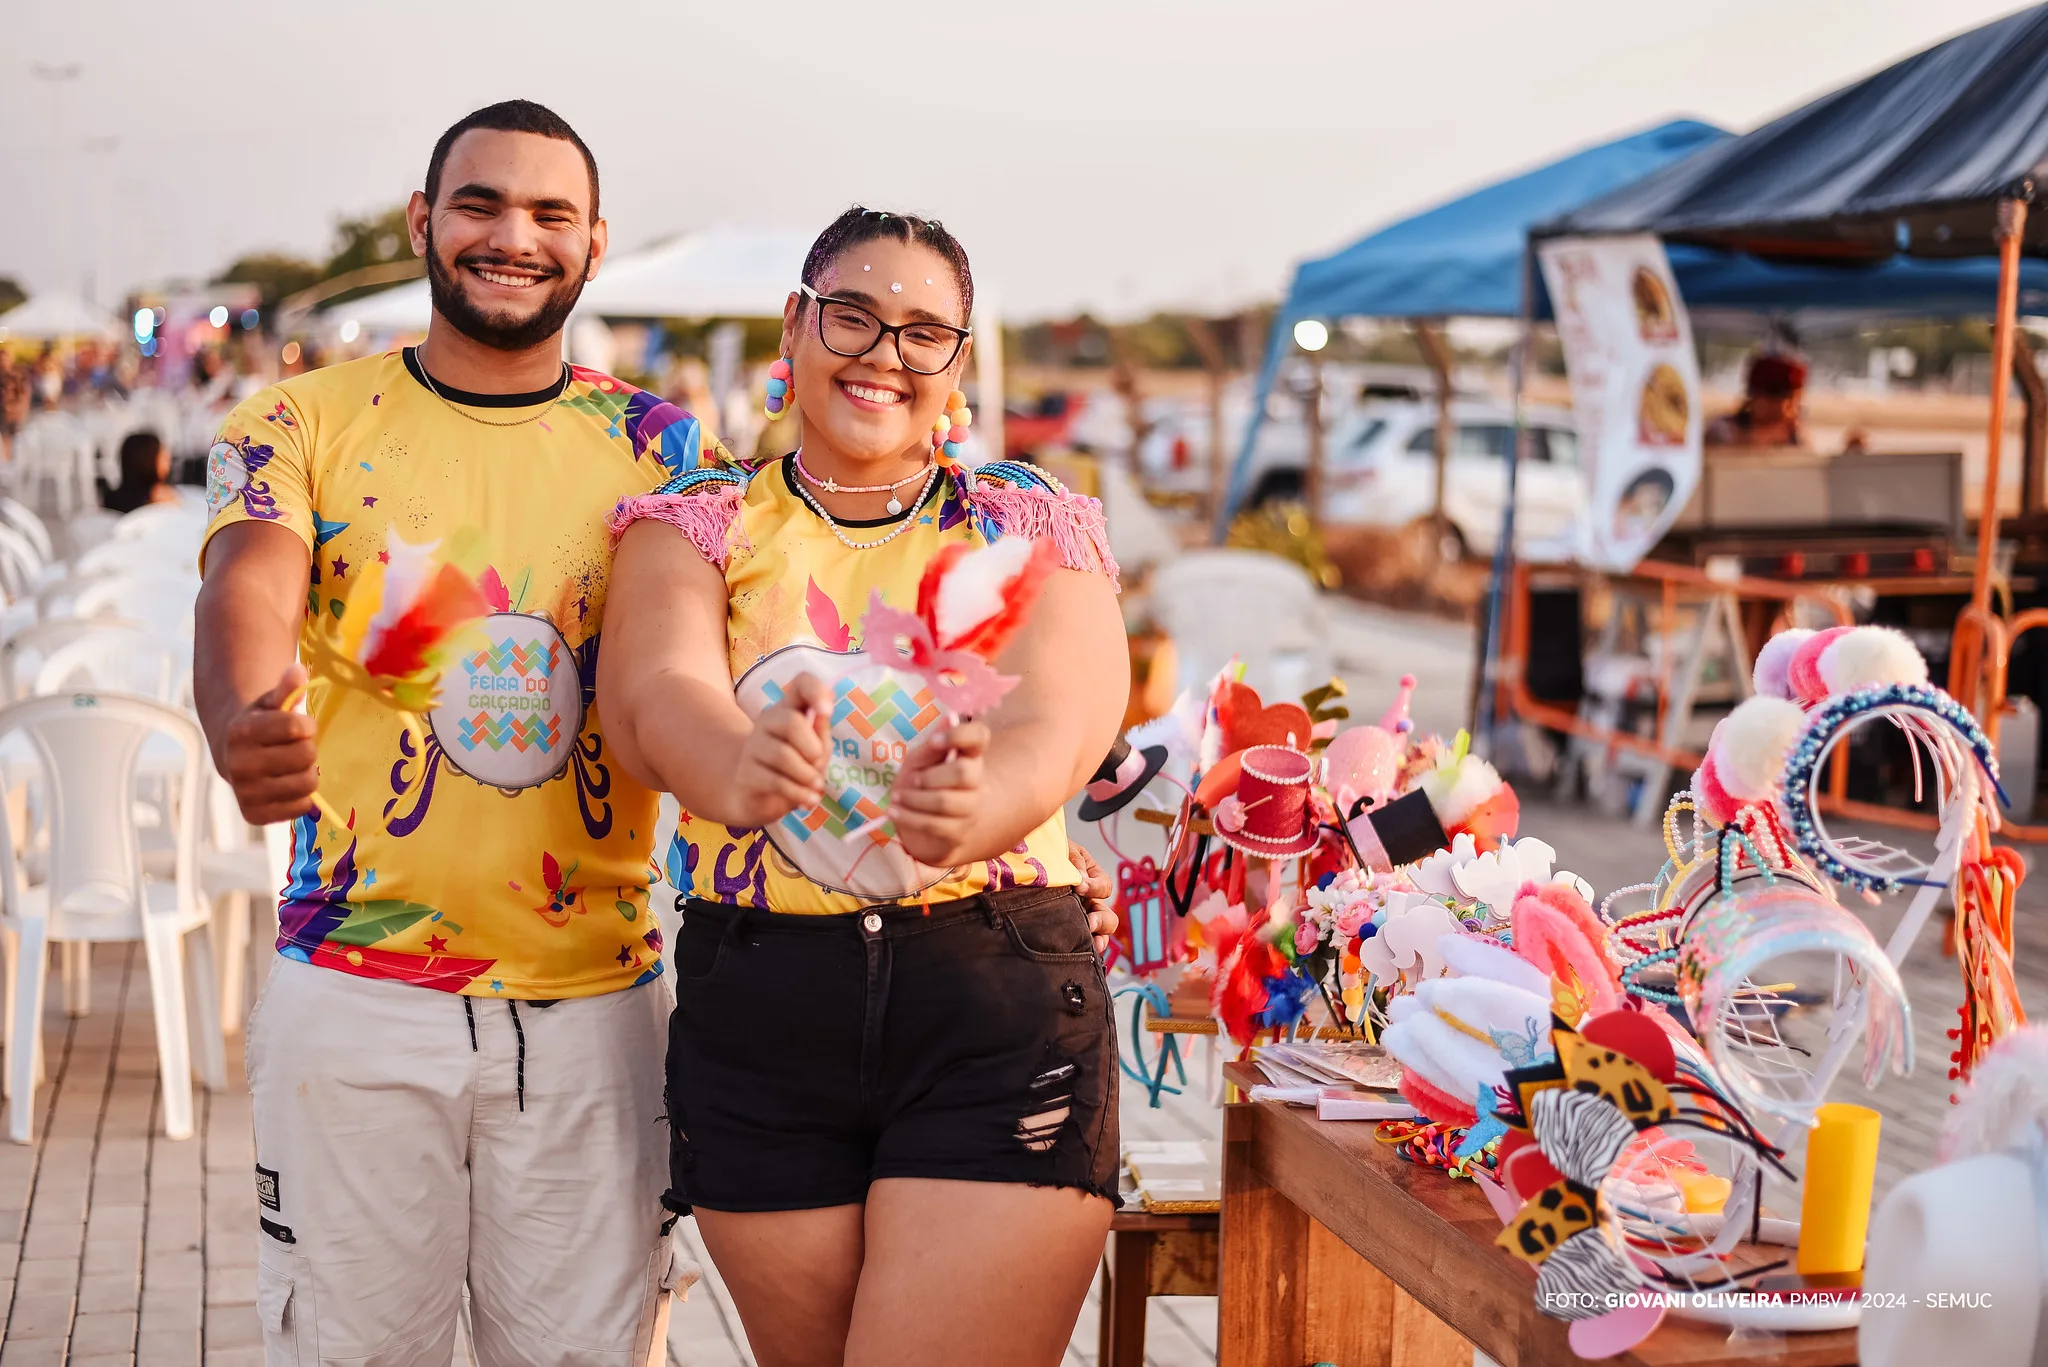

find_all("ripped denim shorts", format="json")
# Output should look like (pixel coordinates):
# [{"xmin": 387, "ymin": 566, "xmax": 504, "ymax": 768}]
[{"xmin": 665, "ymin": 886, "xmax": 1119, "ymax": 1212}]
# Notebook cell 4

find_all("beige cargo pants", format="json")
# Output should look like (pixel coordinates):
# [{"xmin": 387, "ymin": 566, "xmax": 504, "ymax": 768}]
[{"xmin": 246, "ymin": 957, "xmax": 694, "ymax": 1366}]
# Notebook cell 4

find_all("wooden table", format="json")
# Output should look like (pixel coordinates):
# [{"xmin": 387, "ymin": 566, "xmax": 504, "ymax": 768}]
[
  {"xmin": 1099, "ymin": 1208, "xmax": 1220, "ymax": 1367},
  {"xmin": 1219, "ymin": 1062, "xmax": 1859, "ymax": 1367}
]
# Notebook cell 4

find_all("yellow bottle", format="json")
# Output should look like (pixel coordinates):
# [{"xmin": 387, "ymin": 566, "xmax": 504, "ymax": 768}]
[{"xmin": 1797, "ymin": 1102, "xmax": 1882, "ymax": 1276}]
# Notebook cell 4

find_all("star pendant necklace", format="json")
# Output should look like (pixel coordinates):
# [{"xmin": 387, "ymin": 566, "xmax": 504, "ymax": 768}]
[
  {"xmin": 793, "ymin": 447, "xmax": 935, "ymax": 516},
  {"xmin": 790, "ymin": 451, "xmax": 942, "ymax": 552}
]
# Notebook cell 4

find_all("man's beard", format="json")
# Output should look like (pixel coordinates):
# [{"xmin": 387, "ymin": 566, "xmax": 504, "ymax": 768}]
[{"xmin": 424, "ymin": 227, "xmax": 589, "ymax": 353}]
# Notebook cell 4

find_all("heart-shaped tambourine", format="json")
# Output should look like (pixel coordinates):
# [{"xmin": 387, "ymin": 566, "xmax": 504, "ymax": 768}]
[{"xmin": 734, "ymin": 643, "xmax": 954, "ymax": 899}]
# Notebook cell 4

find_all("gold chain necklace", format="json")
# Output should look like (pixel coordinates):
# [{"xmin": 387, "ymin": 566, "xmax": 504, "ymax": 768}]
[{"xmin": 413, "ymin": 345, "xmax": 567, "ymax": 429}]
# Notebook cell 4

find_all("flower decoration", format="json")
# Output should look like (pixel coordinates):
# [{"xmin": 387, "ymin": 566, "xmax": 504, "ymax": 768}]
[
  {"xmin": 318, "ymin": 526, "xmax": 494, "ymax": 713},
  {"xmin": 859, "ymin": 534, "xmax": 1059, "ymax": 717},
  {"xmin": 1417, "ymin": 731, "xmax": 1519, "ymax": 851},
  {"xmin": 293, "ymin": 527, "xmax": 495, "ymax": 833}
]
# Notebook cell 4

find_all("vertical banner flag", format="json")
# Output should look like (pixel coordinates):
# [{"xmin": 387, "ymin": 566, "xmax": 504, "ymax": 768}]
[{"xmin": 1537, "ymin": 235, "xmax": 1701, "ymax": 572}]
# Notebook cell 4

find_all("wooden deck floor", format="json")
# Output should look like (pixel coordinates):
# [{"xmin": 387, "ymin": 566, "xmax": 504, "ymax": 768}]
[
  {"xmin": 0, "ymin": 942, "xmax": 258, "ymax": 1367},
  {"xmin": 0, "ymin": 939, "xmax": 1228, "ymax": 1367},
  {"xmin": 6, "ymin": 791, "xmax": 2034, "ymax": 1365}
]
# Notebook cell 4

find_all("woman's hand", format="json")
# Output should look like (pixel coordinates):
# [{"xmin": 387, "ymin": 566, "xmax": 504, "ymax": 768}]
[
  {"xmin": 731, "ymin": 672, "xmax": 830, "ymax": 830},
  {"xmin": 893, "ymin": 721, "xmax": 989, "ymax": 867}
]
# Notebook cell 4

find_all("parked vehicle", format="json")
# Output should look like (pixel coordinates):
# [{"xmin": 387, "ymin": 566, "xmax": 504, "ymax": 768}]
[{"xmin": 1315, "ymin": 400, "xmax": 1583, "ymax": 559}]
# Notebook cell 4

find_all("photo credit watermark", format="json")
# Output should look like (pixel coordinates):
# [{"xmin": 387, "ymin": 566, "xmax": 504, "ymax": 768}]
[{"xmin": 1538, "ymin": 1291, "xmax": 1996, "ymax": 1312}]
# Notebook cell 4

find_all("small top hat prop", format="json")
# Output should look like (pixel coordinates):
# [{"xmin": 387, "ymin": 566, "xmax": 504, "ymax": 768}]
[
  {"xmin": 1078, "ymin": 734, "xmax": 1170, "ymax": 823},
  {"xmin": 1212, "ymin": 744, "xmax": 1321, "ymax": 858},
  {"xmin": 1344, "ymin": 788, "xmax": 1451, "ymax": 872}
]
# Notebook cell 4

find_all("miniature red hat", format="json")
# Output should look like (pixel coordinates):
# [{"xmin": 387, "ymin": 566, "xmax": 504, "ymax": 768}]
[{"xmin": 1212, "ymin": 744, "xmax": 1320, "ymax": 858}]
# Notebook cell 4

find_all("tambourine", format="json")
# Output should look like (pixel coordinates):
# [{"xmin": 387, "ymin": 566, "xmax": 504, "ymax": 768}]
[{"xmin": 733, "ymin": 644, "xmax": 952, "ymax": 899}]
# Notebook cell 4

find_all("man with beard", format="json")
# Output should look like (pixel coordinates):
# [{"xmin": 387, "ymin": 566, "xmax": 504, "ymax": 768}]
[{"xmin": 194, "ymin": 101, "xmax": 710, "ymax": 1365}]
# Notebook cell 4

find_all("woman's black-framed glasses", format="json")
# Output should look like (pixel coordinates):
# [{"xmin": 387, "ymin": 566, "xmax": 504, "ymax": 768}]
[{"xmin": 799, "ymin": 284, "xmax": 971, "ymax": 376}]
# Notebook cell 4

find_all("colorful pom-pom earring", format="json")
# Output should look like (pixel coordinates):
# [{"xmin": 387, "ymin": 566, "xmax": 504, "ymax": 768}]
[
  {"xmin": 931, "ymin": 389, "xmax": 971, "ymax": 465},
  {"xmin": 764, "ymin": 357, "xmax": 793, "ymax": 421}
]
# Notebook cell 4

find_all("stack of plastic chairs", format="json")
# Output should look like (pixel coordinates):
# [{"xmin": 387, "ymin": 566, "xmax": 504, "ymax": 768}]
[
  {"xmin": 8, "ymin": 415, "xmax": 96, "ymax": 522},
  {"xmin": 0, "ymin": 483, "xmax": 272, "ymax": 1143}
]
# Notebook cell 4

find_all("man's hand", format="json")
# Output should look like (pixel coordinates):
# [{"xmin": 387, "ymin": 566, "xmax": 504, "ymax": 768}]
[
  {"xmin": 218, "ymin": 664, "xmax": 320, "ymax": 824},
  {"xmin": 1070, "ymin": 841, "xmax": 1118, "ymax": 956},
  {"xmin": 731, "ymin": 671, "xmax": 829, "ymax": 830}
]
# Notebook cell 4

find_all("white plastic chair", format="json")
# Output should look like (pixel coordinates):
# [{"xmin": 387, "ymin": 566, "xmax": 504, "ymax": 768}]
[
  {"xmin": 75, "ymin": 575, "xmax": 199, "ymax": 643},
  {"xmin": 11, "ymin": 415, "xmax": 96, "ymax": 521},
  {"xmin": 61, "ymin": 509, "xmax": 118, "ymax": 561},
  {"xmin": 0, "ymin": 692, "xmax": 226, "ymax": 1142},
  {"xmin": 111, "ymin": 502, "xmax": 206, "ymax": 548},
  {"xmin": 75, "ymin": 537, "xmax": 189, "ymax": 580},
  {"xmin": 0, "ymin": 618, "xmax": 143, "ymax": 702},
  {"xmin": 33, "ymin": 625, "xmax": 191, "ymax": 706},
  {"xmin": 0, "ymin": 500, "xmax": 54, "ymax": 568},
  {"xmin": 38, "ymin": 570, "xmax": 198, "ymax": 635},
  {"xmin": 1150, "ymin": 549, "xmax": 1333, "ymax": 704},
  {"xmin": 0, "ymin": 524, "xmax": 43, "ymax": 603},
  {"xmin": 197, "ymin": 778, "xmax": 289, "ymax": 1034}
]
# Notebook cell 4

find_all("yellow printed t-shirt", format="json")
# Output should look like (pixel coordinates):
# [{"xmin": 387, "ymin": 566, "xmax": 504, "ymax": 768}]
[
  {"xmin": 201, "ymin": 348, "xmax": 724, "ymax": 997},
  {"xmin": 636, "ymin": 454, "xmax": 1116, "ymax": 914}
]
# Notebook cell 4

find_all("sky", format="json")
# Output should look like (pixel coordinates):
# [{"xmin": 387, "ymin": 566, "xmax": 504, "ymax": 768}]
[{"xmin": 0, "ymin": 0, "xmax": 2035, "ymax": 322}]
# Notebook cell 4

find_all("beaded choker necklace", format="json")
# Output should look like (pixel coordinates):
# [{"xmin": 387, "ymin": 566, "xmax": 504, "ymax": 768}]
[
  {"xmin": 789, "ymin": 459, "xmax": 942, "ymax": 552},
  {"xmin": 793, "ymin": 448, "xmax": 935, "ymax": 516}
]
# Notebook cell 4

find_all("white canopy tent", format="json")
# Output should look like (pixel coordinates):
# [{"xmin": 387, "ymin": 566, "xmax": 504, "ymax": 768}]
[
  {"xmin": 574, "ymin": 225, "xmax": 812, "ymax": 318},
  {"xmin": 328, "ymin": 278, "xmax": 432, "ymax": 335},
  {"xmin": 327, "ymin": 225, "xmax": 813, "ymax": 334},
  {"xmin": 324, "ymin": 223, "xmax": 1006, "ymax": 452},
  {"xmin": 0, "ymin": 295, "xmax": 125, "ymax": 342}
]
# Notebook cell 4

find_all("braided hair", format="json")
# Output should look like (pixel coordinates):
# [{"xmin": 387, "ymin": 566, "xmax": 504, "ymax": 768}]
[{"xmin": 799, "ymin": 207, "xmax": 974, "ymax": 321}]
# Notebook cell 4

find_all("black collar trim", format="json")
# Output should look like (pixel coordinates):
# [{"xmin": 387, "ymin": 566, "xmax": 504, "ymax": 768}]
[{"xmin": 402, "ymin": 346, "xmax": 569, "ymax": 408}]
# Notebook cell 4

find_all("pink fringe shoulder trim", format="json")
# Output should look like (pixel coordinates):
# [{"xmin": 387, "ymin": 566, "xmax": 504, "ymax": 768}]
[
  {"xmin": 608, "ymin": 487, "xmax": 750, "ymax": 569},
  {"xmin": 968, "ymin": 485, "xmax": 1121, "ymax": 592}
]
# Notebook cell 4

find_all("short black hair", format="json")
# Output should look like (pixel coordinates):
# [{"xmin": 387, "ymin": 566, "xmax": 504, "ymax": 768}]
[
  {"xmin": 801, "ymin": 207, "xmax": 974, "ymax": 320},
  {"xmin": 424, "ymin": 100, "xmax": 600, "ymax": 217}
]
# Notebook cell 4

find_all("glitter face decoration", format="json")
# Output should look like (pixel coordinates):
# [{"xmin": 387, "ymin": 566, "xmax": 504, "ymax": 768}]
[{"xmin": 891, "ymin": 283, "xmax": 903, "ymax": 294}]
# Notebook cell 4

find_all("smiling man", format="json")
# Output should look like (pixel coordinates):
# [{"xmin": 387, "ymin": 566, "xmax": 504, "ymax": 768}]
[{"xmin": 194, "ymin": 101, "xmax": 714, "ymax": 1366}]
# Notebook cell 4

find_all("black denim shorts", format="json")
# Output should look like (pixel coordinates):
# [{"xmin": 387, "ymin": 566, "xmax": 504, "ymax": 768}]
[{"xmin": 666, "ymin": 886, "xmax": 1119, "ymax": 1213}]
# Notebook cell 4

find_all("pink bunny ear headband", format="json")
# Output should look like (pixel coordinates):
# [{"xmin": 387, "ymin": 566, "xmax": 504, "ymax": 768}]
[{"xmin": 1510, "ymin": 883, "xmax": 1622, "ymax": 1018}]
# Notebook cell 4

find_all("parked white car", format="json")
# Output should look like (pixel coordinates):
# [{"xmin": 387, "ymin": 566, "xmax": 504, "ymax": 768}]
[{"xmin": 1316, "ymin": 400, "xmax": 1584, "ymax": 559}]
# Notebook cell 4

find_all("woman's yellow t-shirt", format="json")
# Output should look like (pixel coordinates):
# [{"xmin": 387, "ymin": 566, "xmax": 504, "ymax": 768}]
[{"xmin": 617, "ymin": 454, "xmax": 1117, "ymax": 914}]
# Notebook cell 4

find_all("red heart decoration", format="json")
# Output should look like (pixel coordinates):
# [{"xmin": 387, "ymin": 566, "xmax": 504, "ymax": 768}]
[
  {"xmin": 1218, "ymin": 681, "xmax": 1313, "ymax": 754},
  {"xmin": 1502, "ymin": 1145, "xmax": 1564, "ymax": 1205},
  {"xmin": 1580, "ymin": 1009, "xmax": 1677, "ymax": 1083}
]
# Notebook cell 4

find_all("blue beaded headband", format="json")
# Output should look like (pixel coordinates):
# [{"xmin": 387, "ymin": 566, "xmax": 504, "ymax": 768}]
[{"xmin": 1778, "ymin": 682, "xmax": 2002, "ymax": 896}]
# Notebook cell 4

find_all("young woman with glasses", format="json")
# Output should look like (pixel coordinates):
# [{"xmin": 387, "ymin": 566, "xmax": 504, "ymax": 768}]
[{"xmin": 600, "ymin": 208, "xmax": 1128, "ymax": 1367}]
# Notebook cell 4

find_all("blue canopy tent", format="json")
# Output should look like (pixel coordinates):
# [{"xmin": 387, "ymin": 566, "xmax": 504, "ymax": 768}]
[
  {"xmin": 1525, "ymin": 0, "xmax": 2048, "ymax": 770},
  {"xmin": 1217, "ymin": 118, "xmax": 1725, "ymax": 533},
  {"xmin": 1218, "ymin": 118, "xmax": 2048, "ymax": 532}
]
